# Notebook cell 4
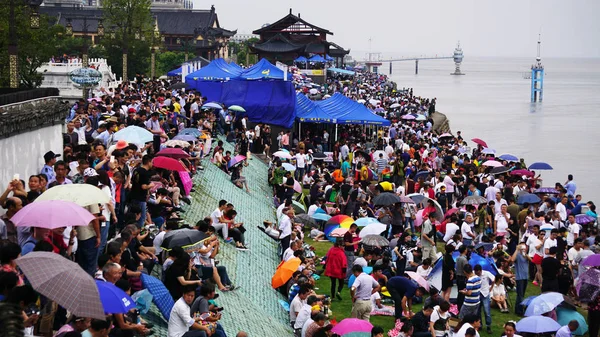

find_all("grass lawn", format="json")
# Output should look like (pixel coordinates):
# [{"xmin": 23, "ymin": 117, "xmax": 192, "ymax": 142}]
[{"xmin": 308, "ymin": 239, "xmax": 588, "ymax": 336}]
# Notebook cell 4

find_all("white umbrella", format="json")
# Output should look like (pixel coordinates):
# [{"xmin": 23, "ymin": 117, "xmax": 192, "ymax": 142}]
[
  {"xmin": 273, "ymin": 151, "xmax": 292, "ymax": 160},
  {"xmin": 36, "ymin": 184, "xmax": 110, "ymax": 206},
  {"xmin": 113, "ymin": 126, "xmax": 153, "ymax": 144},
  {"xmin": 357, "ymin": 99, "xmax": 366, "ymax": 104},
  {"xmin": 282, "ymin": 163, "xmax": 296, "ymax": 171},
  {"xmin": 390, "ymin": 103, "xmax": 401, "ymax": 109},
  {"xmin": 481, "ymin": 160, "xmax": 503, "ymax": 167},
  {"xmin": 165, "ymin": 139, "xmax": 191, "ymax": 148},
  {"xmin": 309, "ymin": 88, "xmax": 318, "ymax": 94},
  {"xmin": 481, "ymin": 148, "xmax": 496, "ymax": 155},
  {"xmin": 373, "ymin": 150, "xmax": 388, "ymax": 160},
  {"xmin": 359, "ymin": 223, "xmax": 387, "ymax": 238},
  {"xmin": 415, "ymin": 114, "xmax": 427, "ymax": 121}
]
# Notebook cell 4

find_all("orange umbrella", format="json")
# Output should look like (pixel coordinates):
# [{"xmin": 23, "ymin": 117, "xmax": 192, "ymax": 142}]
[{"xmin": 272, "ymin": 257, "xmax": 301, "ymax": 289}]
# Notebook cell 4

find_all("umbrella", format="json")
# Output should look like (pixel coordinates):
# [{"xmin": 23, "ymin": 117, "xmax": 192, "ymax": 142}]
[
  {"xmin": 179, "ymin": 128, "xmax": 202, "ymax": 137},
  {"xmin": 359, "ymin": 223, "xmax": 387, "ymax": 238},
  {"xmin": 141, "ymin": 273, "xmax": 175, "ymax": 320},
  {"xmin": 481, "ymin": 160, "xmax": 502, "ymax": 167},
  {"xmin": 354, "ymin": 217, "xmax": 380, "ymax": 227},
  {"xmin": 576, "ymin": 266, "xmax": 600, "ymax": 302},
  {"xmin": 390, "ymin": 103, "xmax": 401, "ymax": 108},
  {"xmin": 312, "ymin": 152, "xmax": 327, "ymax": 160},
  {"xmin": 373, "ymin": 150, "xmax": 388, "ymax": 159},
  {"xmin": 471, "ymin": 138, "xmax": 488, "ymax": 147},
  {"xmin": 374, "ymin": 107, "xmax": 385, "ymax": 112},
  {"xmin": 406, "ymin": 271, "xmax": 430, "ymax": 290},
  {"xmin": 520, "ymin": 295, "xmax": 538, "ymax": 307},
  {"xmin": 324, "ymin": 224, "xmax": 340, "ymax": 238},
  {"xmin": 227, "ymin": 155, "xmax": 246, "ymax": 169},
  {"xmin": 399, "ymin": 195, "xmax": 415, "ymax": 204},
  {"xmin": 516, "ymin": 316, "xmax": 561, "ymax": 334},
  {"xmin": 402, "ymin": 114, "xmax": 415, "ymax": 120},
  {"xmin": 575, "ymin": 214, "xmax": 596, "ymax": 224},
  {"xmin": 439, "ymin": 133, "xmax": 453, "ymax": 138},
  {"xmin": 293, "ymin": 180, "xmax": 303, "ymax": 194},
  {"xmin": 414, "ymin": 170, "xmax": 430, "ymax": 181},
  {"xmin": 445, "ymin": 208, "xmax": 459, "ymax": 218},
  {"xmin": 294, "ymin": 214, "xmax": 317, "ymax": 228},
  {"xmin": 36, "ymin": 184, "xmax": 110, "ymax": 206},
  {"xmin": 581, "ymin": 254, "xmax": 600, "ymax": 267},
  {"xmin": 330, "ymin": 228, "xmax": 348, "ymax": 238},
  {"xmin": 469, "ymin": 253, "xmax": 498, "ymax": 275},
  {"xmin": 474, "ymin": 242, "xmax": 494, "ymax": 251},
  {"xmin": 490, "ymin": 166, "xmax": 510, "ymax": 175},
  {"xmin": 362, "ymin": 235, "xmax": 389, "ymax": 247},
  {"xmin": 327, "ymin": 214, "xmax": 351, "ymax": 225},
  {"xmin": 354, "ymin": 150, "xmax": 370, "ymax": 161},
  {"xmin": 524, "ymin": 292, "xmax": 566, "ymax": 316},
  {"xmin": 414, "ymin": 209, "xmax": 424, "ymax": 227},
  {"xmin": 499, "ymin": 154, "xmax": 519, "ymax": 162},
  {"xmin": 113, "ymin": 126, "xmax": 154, "ymax": 144},
  {"xmin": 199, "ymin": 133, "xmax": 210, "ymax": 140},
  {"xmin": 95, "ymin": 280, "xmax": 136, "ymax": 314},
  {"xmin": 168, "ymin": 82, "xmax": 189, "ymax": 90},
  {"xmin": 517, "ymin": 193, "xmax": 541, "ymax": 204},
  {"xmin": 312, "ymin": 213, "xmax": 331, "ymax": 222},
  {"xmin": 272, "ymin": 257, "xmax": 301, "ymax": 289},
  {"xmin": 534, "ymin": 187, "xmax": 560, "ymax": 194},
  {"xmin": 164, "ymin": 139, "xmax": 190, "ymax": 148},
  {"xmin": 153, "ymin": 156, "xmax": 187, "ymax": 171},
  {"xmin": 11, "ymin": 200, "xmax": 94, "ymax": 229},
  {"xmin": 529, "ymin": 162, "xmax": 553, "ymax": 170},
  {"xmin": 292, "ymin": 200, "xmax": 306, "ymax": 214},
  {"xmin": 481, "ymin": 148, "xmax": 496, "ymax": 155},
  {"xmin": 415, "ymin": 114, "xmax": 427, "ymax": 121},
  {"xmin": 228, "ymin": 105, "xmax": 245, "ymax": 113},
  {"xmin": 331, "ymin": 318, "xmax": 373, "ymax": 336},
  {"xmin": 426, "ymin": 198, "xmax": 445, "ymax": 221},
  {"xmin": 16, "ymin": 252, "xmax": 105, "ymax": 319},
  {"xmin": 202, "ymin": 102, "xmax": 222, "ymax": 110},
  {"xmin": 511, "ymin": 169, "xmax": 534, "ymax": 177},
  {"xmin": 556, "ymin": 307, "xmax": 588, "ymax": 336},
  {"xmin": 173, "ymin": 134, "xmax": 197, "ymax": 142},
  {"xmin": 460, "ymin": 195, "xmax": 488, "ymax": 205},
  {"xmin": 161, "ymin": 229, "xmax": 208, "ymax": 251},
  {"xmin": 156, "ymin": 148, "xmax": 190, "ymax": 160},
  {"xmin": 282, "ymin": 163, "xmax": 296, "ymax": 171},
  {"xmin": 273, "ymin": 151, "xmax": 292, "ymax": 160},
  {"xmin": 373, "ymin": 192, "xmax": 401, "ymax": 206},
  {"xmin": 357, "ymin": 99, "xmax": 366, "ymax": 104},
  {"xmin": 407, "ymin": 193, "xmax": 426, "ymax": 204},
  {"xmin": 309, "ymin": 88, "xmax": 318, "ymax": 95}
]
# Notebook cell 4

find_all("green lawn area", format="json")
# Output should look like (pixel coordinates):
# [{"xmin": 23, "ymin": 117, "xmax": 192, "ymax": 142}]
[{"xmin": 308, "ymin": 239, "xmax": 588, "ymax": 336}]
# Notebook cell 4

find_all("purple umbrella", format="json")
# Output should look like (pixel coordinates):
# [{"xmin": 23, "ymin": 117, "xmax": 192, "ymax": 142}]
[
  {"xmin": 534, "ymin": 187, "xmax": 560, "ymax": 194},
  {"xmin": 576, "ymin": 267, "xmax": 600, "ymax": 303},
  {"xmin": 11, "ymin": 200, "xmax": 95, "ymax": 229},
  {"xmin": 227, "ymin": 155, "xmax": 246, "ymax": 169},
  {"xmin": 173, "ymin": 134, "xmax": 197, "ymax": 142},
  {"xmin": 581, "ymin": 254, "xmax": 600, "ymax": 267},
  {"xmin": 402, "ymin": 114, "xmax": 415, "ymax": 120},
  {"xmin": 575, "ymin": 214, "xmax": 596, "ymax": 224}
]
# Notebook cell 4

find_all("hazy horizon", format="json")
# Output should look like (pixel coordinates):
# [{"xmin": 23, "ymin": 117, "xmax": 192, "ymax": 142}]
[{"xmin": 195, "ymin": 0, "xmax": 600, "ymax": 59}]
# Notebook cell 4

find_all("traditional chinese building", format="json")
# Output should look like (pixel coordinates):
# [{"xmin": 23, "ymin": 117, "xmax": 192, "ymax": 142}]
[{"xmin": 249, "ymin": 9, "xmax": 349, "ymax": 67}]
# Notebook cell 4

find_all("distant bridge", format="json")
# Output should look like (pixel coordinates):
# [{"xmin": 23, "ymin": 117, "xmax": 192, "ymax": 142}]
[{"xmin": 364, "ymin": 55, "xmax": 456, "ymax": 74}]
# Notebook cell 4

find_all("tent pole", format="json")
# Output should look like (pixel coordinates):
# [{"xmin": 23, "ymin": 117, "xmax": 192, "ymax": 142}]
[
  {"xmin": 335, "ymin": 124, "xmax": 338, "ymax": 142},
  {"xmin": 299, "ymin": 122, "xmax": 302, "ymax": 142}
]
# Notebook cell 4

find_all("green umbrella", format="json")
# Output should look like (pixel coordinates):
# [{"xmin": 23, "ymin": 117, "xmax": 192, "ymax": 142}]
[{"xmin": 228, "ymin": 105, "xmax": 246, "ymax": 112}]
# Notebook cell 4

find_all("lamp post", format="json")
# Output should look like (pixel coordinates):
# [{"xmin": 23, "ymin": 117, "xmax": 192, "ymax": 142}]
[{"xmin": 7, "ymin": 0, "xmax": 43, "ymax": 88}]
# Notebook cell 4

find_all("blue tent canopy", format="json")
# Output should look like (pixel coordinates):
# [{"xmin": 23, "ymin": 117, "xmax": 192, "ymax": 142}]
[
  {"xmin": 315, "ymin": 93, "xmax": 390, "ymax": 126},
  {"xmin": 184, "ymin": 58, "xmax": 242, "ymax": 81},
  {"xmin": 239, "ymin": 58, "xmax": 286, "ymax": 80},
  {"xmin": 167, "ymin": 66, "xmax": 182, "ymax": 77},
  {"xmin": 327, "ymin": 67, "xmax": 355, "ymax": 76},
  {"xmin": 308, "ymin": 55, "xmax": 326, "ymax": 63},
  {"xmin": 325, "ymin": 54, "xmax": 334, "ymax": 61},
  {"xmin": 294, "ymin": 56, "xmax": 308, "ymax": 63},
  {"xmin": 295, "ymin": 93, "xmax": 336, "ymax": 123}
]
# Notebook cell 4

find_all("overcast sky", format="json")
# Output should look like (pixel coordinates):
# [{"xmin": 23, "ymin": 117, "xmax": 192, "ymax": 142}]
[{"xmin": 196, "ymin": 0, "xmax": 600, "ymax": 59}]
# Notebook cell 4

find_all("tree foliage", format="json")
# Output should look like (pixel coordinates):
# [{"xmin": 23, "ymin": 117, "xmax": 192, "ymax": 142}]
[
  {"xmin": 228, "ymin": 38, "xmax": 259, "ymax": 66},
  {"xmin": 156, "ymin": 51, "xmax": 186, "ymax": 76}
]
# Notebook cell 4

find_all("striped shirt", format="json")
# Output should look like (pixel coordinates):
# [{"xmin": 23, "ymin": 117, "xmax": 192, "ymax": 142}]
[
  {"xmin": 464, "ymin": 275, "xmax": 481, "ymax": 306},
  {"xmin": 376, "ymin": 158, "xmax": 388, "ymax": 173}
]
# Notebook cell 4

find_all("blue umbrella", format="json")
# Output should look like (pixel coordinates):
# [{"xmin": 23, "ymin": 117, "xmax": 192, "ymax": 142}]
[
  {"xmin": 324, "ymin": 224, "xmax": 340, "ymax": 242},
  {"xmin": 141, "ymin": 274, "xmax": 175, "ymax": 320},
  {"xmin": 525, "ymin": 291, "xmax": 565, "ymax": 316},
  {"xmin": 528, "ymin": 162, "xmax": 553, "ymax": 170},
  {"xmin": 95, "ymin": 280, "xmax": 136, "ymax": 314},
  {"xmin": 407, "ymin": 193, "xmax": 426, "ymax": 205},
  {"xmin": 469, "ymin": 253, "xmax": 498, "ymax": 275},
  {"xmin": 414, "ymin": 170, "xmax": 430, "ymax": 181},
  {"xmin": 520, "ymin": 295, "xmax": 538, "ymax": 307},
  {"xmin": 517, "ymin": 193, "xmax": 541, "ymax": 204},
  {"xmin": 556, "ymin": 307, "xmax": 588, "ymax": 336},
  {"xmin": 179, "ymin": 128, "xmax": 201, "ymax": 137},
  {"xmin": 311, "ymin": 213, "xmax": 331, "ymax": 221},
  {"xmin": 354, "ymin": 217, "xmax": 380, "ymax": 227},
  {"xmin": 516, "ymin": 316, "xmax": 561, "ymax": 334},
  {"xmin": 202, "ymin": 102, "xmax": 222, "ymax": 110},
  {"xmin": 173, "ymin": 134, "xmax": 197, "ymax": 142},
  {"xmin": 113, "ymin": 126, "xmax": 154, "ymax": 144},
  {"xmin": 498, "ymin": 154, "xmax": 519, "ymax": 162}
]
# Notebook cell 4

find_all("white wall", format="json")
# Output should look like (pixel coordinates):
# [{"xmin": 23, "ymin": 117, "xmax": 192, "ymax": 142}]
[{"xmin": 0, "ymin": 124, "xmax": 64, "ymax": 193}]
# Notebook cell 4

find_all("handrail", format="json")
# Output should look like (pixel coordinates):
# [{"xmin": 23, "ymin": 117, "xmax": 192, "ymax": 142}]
[{"xmin": 0, "ymin": 88, "xmax": 60, "ymax": 107}]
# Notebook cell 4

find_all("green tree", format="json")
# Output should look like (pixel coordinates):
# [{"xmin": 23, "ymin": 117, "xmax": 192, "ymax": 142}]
[
  {"xmin": 101, "ymin": 0, "xmax": 153, "ymax": 79},
  {"xmin": 156, "ymin": 51, "xmax": 186, "ymax": 76}
]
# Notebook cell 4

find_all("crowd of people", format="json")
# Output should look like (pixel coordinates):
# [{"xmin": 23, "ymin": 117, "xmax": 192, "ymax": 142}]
[{"xmin": 263, "ymin": 70, "xmax": 598, "ymax": 337}]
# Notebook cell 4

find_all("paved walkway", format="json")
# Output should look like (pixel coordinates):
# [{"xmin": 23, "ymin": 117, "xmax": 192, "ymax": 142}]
[{"xmin": 146, "ymin": 138, "xmax": 293, "ymax": 337}]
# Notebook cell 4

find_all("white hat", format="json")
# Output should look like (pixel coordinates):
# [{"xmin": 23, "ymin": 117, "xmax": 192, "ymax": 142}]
[{"xmin": 84, "ymin": 168, "xmax": 99, "ymax": 177}]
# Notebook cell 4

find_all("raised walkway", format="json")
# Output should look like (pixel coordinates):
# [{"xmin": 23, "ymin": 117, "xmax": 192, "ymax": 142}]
[{"xmin": 146, "ymin": 138, "xmax": 293, "ymax": 337}]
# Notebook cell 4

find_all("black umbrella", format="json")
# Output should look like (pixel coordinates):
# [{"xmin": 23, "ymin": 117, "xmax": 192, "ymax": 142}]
[
  {"xmin": 294, "ymin": 214, "xmax": 317, "ymax": 228},
  {"xmin": 161, "ymin": 229, "xmax": 208, "ymax": 250},
  {"xmin": 355, "ymin": 150, "xmax": 371, "ymax": 162},
  {"xmin": 168, "ymin": 82, "xmax": 189, "ymax": 90},
  {"xmin": 414, "ymin": 170, "xmax": 430, "ymax": 181},
  {"xmin": 373, "ymin": 192, "xmax": 401, "ymax": 206},
  {"xmin": 490, "ymin": 166, "xmax": 510, "ymax": 175},
  {"xmin": 312, "ymin": 152, "xmax": 327, "ymax": 160}
]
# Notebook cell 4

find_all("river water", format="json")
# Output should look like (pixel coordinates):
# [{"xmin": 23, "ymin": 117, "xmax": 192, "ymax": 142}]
[{"xmin": 384, "ymin": 57, "xmax": 600, "ymax": 202}]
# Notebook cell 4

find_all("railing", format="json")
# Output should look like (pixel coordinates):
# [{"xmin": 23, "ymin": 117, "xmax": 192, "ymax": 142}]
[{"xmin": 0, "ymin": 88, "xmax": 60, "ymax": 107}]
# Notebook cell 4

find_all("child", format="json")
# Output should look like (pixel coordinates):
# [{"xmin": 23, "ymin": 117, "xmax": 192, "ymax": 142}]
[{"xmin": 491, "ymin": 275, "xmax": 509, "ymax": 312}]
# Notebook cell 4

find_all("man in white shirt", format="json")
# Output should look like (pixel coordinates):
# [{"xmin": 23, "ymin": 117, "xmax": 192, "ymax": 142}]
[
  {"xmin": 210, "ymin": 200, "xmax": 231, "ymax": 243},
  {"xmin": 565, "ymin": 214, "xmax": 580, "ymax": 247},
  {"xmin": 567, "ymin": 239, "xmax": 583, "ymax": 277},
  {"xmin": 443, "ymin": 221, "xmax": 460, "ymax": 242},
  {"xmin": 474, "ymin": 265, "xmax": 495, "ymax": 334},
  {"xmin": 484, "ymin": 183, "xmax": 499, "ymax": 202},
  {"xmin": 494, "ymin": 204, "xmax": 511, "ymax": 237},
  {"xmin": 279, "ymin": 207, "xmax": 294, "ymax": 257},
  {"xmin": 443, "ymin": 170, "xmax": 455, "ymax": 205},
  {"xmin": 295, "ymin": 151, "xmax": 306, "ymax": 180},
  {"xmin": 493, "ymin": 176, "xmax": 504, "ymax": 190},
  {"xmin": 168, "ymin": 286, "xmax": 211, "ymax": 337},
  {"xmin": 461, "ymin": 214, "xmax": 476, "ymax": 246},
  {"xmin": 289, "ymin": 286, "xmax": 310, "ymax": 326},
  {"xmin": 493, "ymin": 192, "xmax": 507, "ymax": 215},
  {"xmin": 283, "ymin": 241, "xmax": 299, "ymax": 261},
  {"xmin": 307, "ymin": 199, "xmax": 321, "ymax": 217},
  {"xmin": 294, "ymin": 296, "xmax": 320, "ymax": 330},
  {"xmin": 544, "ymin": 229, "xmax": 559, "ymax": 257},
  {"xmin": 556, "ymin": 197, "xmax": 568, "ymax": 222}
]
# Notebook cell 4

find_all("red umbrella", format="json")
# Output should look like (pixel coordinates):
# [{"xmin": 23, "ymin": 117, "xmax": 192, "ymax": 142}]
[
  {"xmin": 471, "ymin": 138, "xmax": 488, "ymax": 147},
  {"xmin": 156, "ymin": 148, "xmax": 190, "ymax": 160},
  {"xmin": 152, "ymin": 156, "xmax": 187, "ymax": 171},
  {"xmin": 511, "ymin": 169, "xmax": 534, "ymax": 177},
  {"xmin": 445, "ymin": 208, "xmax": 459, "ymax": 218}
]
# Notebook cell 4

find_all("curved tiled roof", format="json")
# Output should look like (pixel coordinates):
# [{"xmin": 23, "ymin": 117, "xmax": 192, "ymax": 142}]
[{"xmin": 250, "ymin": 33, "xmax": 304, "ymax": 53}]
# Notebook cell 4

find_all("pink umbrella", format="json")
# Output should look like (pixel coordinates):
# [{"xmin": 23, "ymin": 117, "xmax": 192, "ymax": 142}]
[
  {"xmin": 439, "ymin": 133, "xmax": 453, "ymax": 138},
  {"xmin": 511, "ymin": 169, "xmax": 534, "ymax": 177},
  {"xmin": 153, "ymin": 156, "xmax": 187, "ymax": 171},
  {"xmin": 293, "ymin": 180, "xmax": 303, "ymax": 193},
  {"xmin": 227, "ymin": 155, "xmax": 246, "ymax": 169},
  {"xmin": 402, "ymin": 114, "xmax": 415, "ymax": 120},
  {"xmin": 329, "ymin": 227, "xmax": 348, "ymax": 238},
  {"xmin": 406, "ymin": 271, "xmax": 430, "ymax": 290},
  {"xmin": 444, "ymin": 208, "xmax": 459, "ymax": 218},
  {"xmin": 481, "ymin": 160, "xmax": 503, "ymax": 167},
  {"xmin": 331, "ymin": 318, "xmax": 373, "ymax": 335},
  {"xmin": 156, "ymin": 148, "xmax": 190, "ymax": 160},
  {"xmin": 471, "ymin": 138, "xmax": 488, "ymax": 147},
  {"xmin": 414, "ymin": 209, "xmax": 424, "ymax": 227},
  {"xmin": 11, "ymin": 200, "xmax": 95, "ymax": 229}
]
